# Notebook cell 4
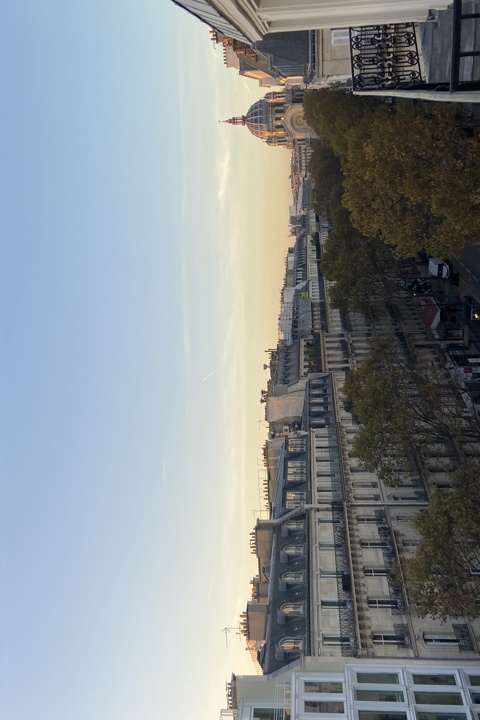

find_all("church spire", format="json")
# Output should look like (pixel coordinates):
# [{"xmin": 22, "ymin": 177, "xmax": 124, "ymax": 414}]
[{"xmin": 223, "ymin": 116, "xmax": 246, "ymax": 126}]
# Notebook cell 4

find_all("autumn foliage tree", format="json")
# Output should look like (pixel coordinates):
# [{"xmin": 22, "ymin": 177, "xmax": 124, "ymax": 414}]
[
  {"xmin": 405, "ymin": 460, "xmax": 480, "ymax": 620},
  {"xmin": 304, "ymin": 89, "xmax": 480, "ymax": 257},
  {"xmin": 308, "ymin": 140, "xmax": 343, "ymax": 216},
  {"xmin": 342, "ymin": 104, "xmax": 480, "ymax": 256},
  {"xmin": 342, "ymin": 337, "xmax": 467, "ymax": 484},
  {"xmin": 320, "ymin": 209, "xmax": 415, "ymax": 317}
]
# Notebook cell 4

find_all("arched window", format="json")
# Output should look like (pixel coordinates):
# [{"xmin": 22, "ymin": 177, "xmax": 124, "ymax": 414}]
[
  {"xmin": 279, "ymin": 638, "xmax": 303, "ymax": 652},
  {"xmin": 285, "ymin": 520, "xmax": 304, "ymax": 530},
  {"xmin": 283, "ymin": 545, "xmax": 304, "ymax": 556},
  {"xmin": 282, "ymin": 571, "xmax": 304, "ymax": 584},
  {"xmin": 281, "ymin": 603, "xmax": 303, "ymax": 616}
]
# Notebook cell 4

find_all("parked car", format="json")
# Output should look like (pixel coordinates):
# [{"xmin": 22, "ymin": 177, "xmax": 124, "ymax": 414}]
[{"xmin": 428, "ymin": 257, "xmax": 450, "ymax": 278}]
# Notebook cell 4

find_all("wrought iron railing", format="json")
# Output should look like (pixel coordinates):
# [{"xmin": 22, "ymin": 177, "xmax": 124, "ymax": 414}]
[
  {"xmin": 394, "ymin": 623, "xmax": 412, "ymax": 648},
  {"xmin": 453, "ymin": 623, "xmax": 474, "ymax": 651},
  {"xmin": 333, "ymin": 503, "xmax": 358, "ymax": 656},
  {"xmin": 350, "ymin": 24, "xmax": 422, "ymax": 91},
  {"xmin": 378, "ymin": 525, "xmax": 406, "ymax": 615}
]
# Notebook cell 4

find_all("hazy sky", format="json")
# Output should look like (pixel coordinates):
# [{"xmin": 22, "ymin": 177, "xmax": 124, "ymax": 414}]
[{"xmin": 0, "ymin": 2, "xmax": 292, "ymax": 719}]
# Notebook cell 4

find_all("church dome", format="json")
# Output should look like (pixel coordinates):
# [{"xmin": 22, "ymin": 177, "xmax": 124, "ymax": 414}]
[
  {"xmin": 244, "ymin": 97, "xmax": 275, "ymax": 139},
  {"xmin": 224, "ymin": 89, "xmax": 303, "ymax": 147}
]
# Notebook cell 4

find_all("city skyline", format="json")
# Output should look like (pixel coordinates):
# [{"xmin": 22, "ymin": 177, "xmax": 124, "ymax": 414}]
[{"xmin": 0, "ymin": 2, "xmax": 293, "ymax": 719}]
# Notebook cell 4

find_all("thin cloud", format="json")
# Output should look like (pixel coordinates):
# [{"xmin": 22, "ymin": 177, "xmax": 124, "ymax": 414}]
[{"xmin": 216, "ymin": 145, "xmax": 231, "ymax": 202}]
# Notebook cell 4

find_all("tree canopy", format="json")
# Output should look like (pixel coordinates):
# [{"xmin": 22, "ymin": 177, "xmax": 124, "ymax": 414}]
[
  {"xmin": 304, "ymin": 89, "xmax": 480, "ymax": 257},
  {"xmin": 320, "ymin": 214, "xmax": 410, "ymax": 317},
  {"xmin": 342, "ymin": 337, "xmax": 466, "ymax": 484},
  {"xmin": 342, "ymin": 103, "xmax": 480, "ymax": 257},
  {"xmin": 308, "ymin": 139, "xmax": 343, "ymax": 216},
  {"xmin": 405, "ymin": 460, "xmax": 480, "ymax": 620},
  {"xmin": 303, "ymin": 89, "xmax": 376, "ymax": 164}
]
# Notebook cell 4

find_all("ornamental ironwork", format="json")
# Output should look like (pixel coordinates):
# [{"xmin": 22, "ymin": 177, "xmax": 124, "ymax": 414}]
[
  {"xmin": 332, "ymin": 505, "xmax": 358, "ymax": 656},
  {"xmin": 378, "ymin": 525, "xmax": 406, "ymax": 614},
  {"xmin": 350, "ymin": 24, "xmax": 422, "ymax": 91},
  {"xmin": 374, "ymin": 509, "xmax": 386, "ymax": 524},
  {"xmin": 453, "ymin": 623, "xmax": 474, "ymax": 651},
  {"xmin": 394, "ymin": 623, "xmax": 412, "ymax": 648}
]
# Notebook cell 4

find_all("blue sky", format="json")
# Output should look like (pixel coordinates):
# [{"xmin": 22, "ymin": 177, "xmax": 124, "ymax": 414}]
[{"xmin": 0, "ymin": 2, "xmax": 291, "ymax": 719}]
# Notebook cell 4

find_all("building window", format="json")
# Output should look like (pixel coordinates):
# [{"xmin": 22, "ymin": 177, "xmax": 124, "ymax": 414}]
[
  {"xmin": 286, "ymin": 492, "xmax": 305, "ymax": 502},
  {"xmin": 282, "ymin": 571, "xmax": 303, "ymax": 584},
  {"xmin": 402, "ymin": 539, "xmax": 419, "ymax": 549},
  {"xmin": 423, "ymin": 634, "xmax": 459, "ymax": 645},
  {"xmin": 358, "ymin": 713, "xmax": 407, "ymax": 720},
  {"xmin": 285, "ymin": 520, "xmax": 304, "ymax": 530},
  {"xmin": 355, "ymin": 690, "xmax": 404, "ymax": 703},
  {"xmin": 304, "ymin": 682, "xmax": 343, "ymax": 694},
  {"xmin": 357, "ymin": 673, "xmax": 399, "ymax": 684},
  {"xmin": 288, "ymin": 460, "xmax": 306, "ymax": 468},
  {"xmin": 253, "ymin": 710, "xmax": 287, "ymax": 720},
  {"xmin": 353, "ymin": 481, "xmax": 378, "ymax": 488},
  {"xmin": 321, "ymin": 600, "xmax": 347, "ymax": 609},
  {"xmin": 304, "ymin": 701, "xmax": 344, "ymax": 714},
  {"xmin": 281, "ymin": 602, "xmax": 303, "ymax": 616},
  {"xmin": 368, "ymin": 598, "xmax": 397, "ymax": 608},
  {"xmin": 321, "ymin": 569, "xmax": 342, "ymax": 578},
  {"xmin": 414, "ymin": 693, "xmax": 462, "ymax": 706},
  {"xmin": 287, "ymin": 463, "xmax": 306, "ymax": 481},
  {"xmin": 355, "ymin": 494, "xmax": 381, "ymax": 501},
  {"xmin": 361, "ymin": 540, "xmax": 386, "ymax": 549},
  {"xmin": 287, "ymin": 473, "xmax": 305, "ymax": 483},
  {"xmin": 470, "ymin": 692, "xmax": 480, "ymax": 704},
  {"xmin": 392, "ymin": 495, "xmax": 417, "ymax": 501},
  {"xmin": 412, "ymin": 675, "xmax": 457, "ymax": 686},
  {"xmin": 319, "ymin": 542, "xmax": 337, "ymax": 549},
  {"xmin": 416, "ymin": 714, "xmax": 466, "ymax": 720},
  {"xmin": 279, "ymin": 637, "xmax": 302, "ymax": 652},
  {"xmin": 288, "ymin": 438, "xmax": 306, "ymax": 452},
  {"xmin": 372, "ymin": 634, "xmax": 398, "ymax": 645},
  {"xmin": 357, "ymin": 516, "xmax": 377, "ymax": 523},
  {"xmin": 323, "ymin": 635, "xmax": 352, "ymax": 646},
  {"xmin": 283, "ymin": 545, "xmax": 304, "ymax": 556},
  {"xmin": 469, "ymin": 676, "xmax": 480, "ymax": 686},
  {"xmin": 364, "ymin": 567, "xmax": 388, "ymax": 576},
  {"xmin": 318, "ymin": 517, "xmax": 340, "ymax": 524}
]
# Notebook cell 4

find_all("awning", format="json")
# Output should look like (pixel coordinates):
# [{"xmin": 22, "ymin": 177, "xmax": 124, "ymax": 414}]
[{"xmin": 422, "ymin": 299, "xmax": 441, "ymax": 329}]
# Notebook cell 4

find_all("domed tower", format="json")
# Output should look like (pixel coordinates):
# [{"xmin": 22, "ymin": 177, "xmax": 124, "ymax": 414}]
[{"xmin": 224, "ymin": 88, "xmax": 313, "ymax": 148}]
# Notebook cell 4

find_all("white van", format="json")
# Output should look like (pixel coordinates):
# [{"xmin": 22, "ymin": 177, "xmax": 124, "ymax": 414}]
[{"xmin": 428, "ymin": 257, "xmax": 450, "ymax": 278}]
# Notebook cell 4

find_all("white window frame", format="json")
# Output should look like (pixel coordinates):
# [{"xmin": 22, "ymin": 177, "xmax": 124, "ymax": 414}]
[
  {"xmin": 423, "ymin": 634, "xmax": 459, "ymax": 646},
  {"xmin": 372, "ymin": 633, "xmax": 398, "ymax": 645},
  {"xmin": 364, "ymin": 567, "xmax": 388, "ymax": 576},
  {"xmin": 368, "ymin": 598, "xmax": 397, "ymax": 608},
  {"xmin": 323, "ymin": 634, "xmax": 352, "ymax": 646}
]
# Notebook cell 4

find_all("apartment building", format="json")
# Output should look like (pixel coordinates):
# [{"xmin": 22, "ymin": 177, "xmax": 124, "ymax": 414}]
[{"xmin": 241, "ymin": 226, "xmax": 480, "ymax": 678}]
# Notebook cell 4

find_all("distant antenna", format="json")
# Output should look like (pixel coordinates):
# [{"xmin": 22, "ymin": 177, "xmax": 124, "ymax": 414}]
[{"xmin": 221, "ymin": 626, "xmax": 242, "ymax": 648}]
